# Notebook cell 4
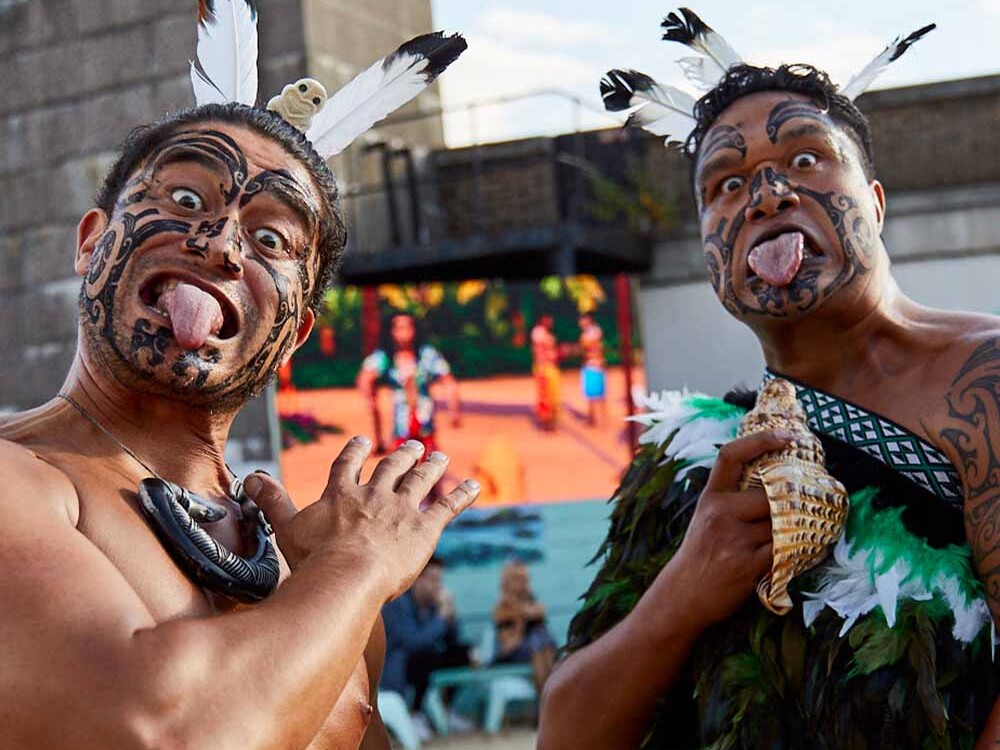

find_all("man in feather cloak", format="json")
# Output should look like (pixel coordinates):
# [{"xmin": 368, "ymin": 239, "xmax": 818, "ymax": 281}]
[
  {"xmin": 539, "ymin": 9, "xmax": 1000, "ymax": 750},
  {"xmin": 0, "ymin": 2, "xmax": 475, "ymax": 748}
]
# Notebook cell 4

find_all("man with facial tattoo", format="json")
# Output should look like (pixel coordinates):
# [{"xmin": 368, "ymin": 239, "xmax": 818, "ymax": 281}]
[
  {"xmin": 0, "ymin": 102, "xmax": 481, "ymax": 749},
  {"xmin": 539, "ymin": 60, "xmax": 1000, "ymax": 750}
]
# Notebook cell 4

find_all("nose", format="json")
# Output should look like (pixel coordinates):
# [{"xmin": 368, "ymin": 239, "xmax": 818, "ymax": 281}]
[
  {"xmin": 744, "ymin": 167, "xmax": 800, "ymax": 224},
  {"xmin": 183, "ymin": 217, "xmax": 244, "ymax": 276},
  {"xmin": 217, "ymin": 227, "xmax": 244, "ymax": 277}
]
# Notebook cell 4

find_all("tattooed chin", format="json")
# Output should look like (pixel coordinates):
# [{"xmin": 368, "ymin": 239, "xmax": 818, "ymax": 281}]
[{"xmin": 80, "ymin": 302, "xmax": 276, "ymax": 409}]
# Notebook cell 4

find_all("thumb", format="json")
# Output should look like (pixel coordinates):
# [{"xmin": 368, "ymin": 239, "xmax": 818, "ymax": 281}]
[{"xmin": 242, "ymin": 472, "xmax": 297, "ymax": 531}]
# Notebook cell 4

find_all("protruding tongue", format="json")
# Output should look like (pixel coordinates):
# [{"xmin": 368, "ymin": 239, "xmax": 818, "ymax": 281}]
[
  {"xmin": 748, "ymin": 231, "xmax": 805, "ymax": 287},
  {"xmin": 158, "ymin": 282, "xmax": 224, "ymax": 350}
]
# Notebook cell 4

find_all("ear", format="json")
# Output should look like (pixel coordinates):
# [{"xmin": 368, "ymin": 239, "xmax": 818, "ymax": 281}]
[
  {"xmin": 869, "ymin": 179, "xmax": 886, "ymax": 232},
  {"xmin": 75, "ymin": 208, "xmax": 109, "ymax": 276},
  {"xmin": 281, "ymin": 308, "xmax": 315, "ymax": 366}
]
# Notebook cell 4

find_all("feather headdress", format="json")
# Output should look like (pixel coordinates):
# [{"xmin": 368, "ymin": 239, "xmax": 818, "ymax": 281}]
[
  {"xmin": 189, "ymin": 0, "xmax": 466, "ymax": 159},
  {"xmin": 602, "ymin": 7, "xmax": 935, "ymax": 150}
]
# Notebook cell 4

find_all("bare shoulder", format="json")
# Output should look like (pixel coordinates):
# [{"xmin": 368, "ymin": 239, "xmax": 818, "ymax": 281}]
[
  {"xmin": 931, "ymin": 308, "xmax": 1000, "ymax": 353},
  {"xmin": 0, "ymin": 437, "xmax": 79, "ymax": 525}
]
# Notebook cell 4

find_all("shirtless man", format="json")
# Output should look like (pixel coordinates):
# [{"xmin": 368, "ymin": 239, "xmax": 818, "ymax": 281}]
[
  {"xmin": 531, "ymin": 314, "xmax": 560, "ymax": 431},
  {"xmin": 0, "ymin": 104, "xmax": 479, "ymax": 749},
  {"xmin": 540, "ymin": 62, "xmax": 1000, "ymax": 748},
  {"xmin": 577, "ymin": 313, "xmax": 607, "ymax": 427}
]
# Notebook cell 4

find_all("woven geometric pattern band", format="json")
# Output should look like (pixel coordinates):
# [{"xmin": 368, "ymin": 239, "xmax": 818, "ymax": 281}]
[{"xmin": 763, "ymin": 371, "xmax": 963, "ymax": 505}]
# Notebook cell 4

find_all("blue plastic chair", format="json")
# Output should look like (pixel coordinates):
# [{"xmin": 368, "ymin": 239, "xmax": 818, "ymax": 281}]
[{"xmin": 378, "ymin": 690, "xmax": 422, "ymax": 750}]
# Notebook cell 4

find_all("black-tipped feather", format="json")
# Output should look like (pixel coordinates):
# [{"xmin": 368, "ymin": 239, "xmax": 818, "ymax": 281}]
[
  {"xmin": 660, "ymin": 7, "xmax": 710, "ymax": 45},
  {"xmin": 890, "ymin": 22, "xmax": 936, "ymax": 61},
  {"xmin": 391, "ymin": 31, "xmax": 467, "ymax": 81},
  {"xmin": 840, "ymin": 22, "xmax": 936, "ymax": 100},
  {"xmin": 305, "ymin": 31, "xmax": 467, "ymax": 158},
  {"xmin": 600, "ymin": 69, "xmax": 657, "ymax": 112}
]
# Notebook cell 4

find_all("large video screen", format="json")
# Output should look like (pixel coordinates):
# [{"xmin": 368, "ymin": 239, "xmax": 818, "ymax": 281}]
[{"xmin": 276, "ymin": 274, "xmax": 643, "ymax": 639}]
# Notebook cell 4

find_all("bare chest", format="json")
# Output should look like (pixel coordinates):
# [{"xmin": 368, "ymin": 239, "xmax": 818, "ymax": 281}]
[{"xmin": 62, "ymin": 464, "xmax": 376, "ymax": 748}]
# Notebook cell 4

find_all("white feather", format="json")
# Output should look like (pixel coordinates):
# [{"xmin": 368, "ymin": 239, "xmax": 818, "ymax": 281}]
[
  {"xmin": 190, "ymin": 0, "xmax": 258, "ymax": 106},
  {"xmin": 626, "ymin": 80, "xmax": 697, "ymax": 142},
  {"xmin": 691, "ymin": 27, "xmax": 741, "ymax": 73},
  {"xmin": 839, "ymin": 24, "xmax": 936, "ymax": 101},
  {"xmin": 839, "ymin": 45, "xmax": 898, "ymax": 101},
  {"xmin": 661, "ymin": 8, "xmax": 742, "ymax": 90},
  {"xmin": 628, "ymin": 103, "xmax": 697, "ymax": 143},
  {"xmin": 306, "ymin": 48, "xmax": 438, "ymax": 158},
  {"xmin": 676, "ymin": 56, "xmax": 725, "ymax": 91}
]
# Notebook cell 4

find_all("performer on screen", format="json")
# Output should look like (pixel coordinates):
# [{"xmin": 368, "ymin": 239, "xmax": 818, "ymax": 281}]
[{"xmin": 357, "ymin": 312, "xmax": 461, "ymax": 455}]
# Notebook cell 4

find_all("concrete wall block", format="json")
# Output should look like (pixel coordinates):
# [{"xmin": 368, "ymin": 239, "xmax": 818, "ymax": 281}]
[
  {"xmin": 21, "ymin": 224, "xmax": 78, "ymax": 286},
  {"xmin": 11, "ymin": 341, "xmax": 76, "ymax": 409},
  {"xmin": 67, "ymin": 153, "xmax": 117, "ymax": 218},
  {"xmin": 25, "ymin": 102, "xmax": 83, "ymax": 168},
  {"xmin": 72, "ymin": 0, "xmax": 178, "ymax": 36},
  {"xmin": 78, "ymin": 85, "xmax": 155, "ymax": 154},
  {"xmin": 0, "ymin": 231, "xmax": 23, "ymax": 292},
  {"xmin": 0, "ymin": 288, "xmax": 24, "ymax": 362},
  {"xmin": 1, "ymin": 112, "xmax": 45, "ymax": 174},
  {"xmin": 80, "ymin": 26, "xmax": 155, "ymax": 93},
  {"xmin": 3, "ymin": 0, "xmax": 75, "ymax": 56},
  {"xmin": 7, "ymin": 167, "xmax": 52, "ymax": 230},
  {"xmin": 23, "ymin": 279, "xmax": 80, "ymax": 346},
  {"xmin": 150, "ymin": 12, "xmax": 196, "ymax": 78},
  {"xmin": 260, "ymin": 0, "xmax": 306, "ymax": 63},
  {"xmin": 150, "ymin": 73, "xmax": 195, "ymax": 120}
]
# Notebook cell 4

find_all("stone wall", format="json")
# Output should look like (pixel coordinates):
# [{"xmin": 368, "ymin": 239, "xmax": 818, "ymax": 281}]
[{"xmin": 0, "ymin": 0, "xmax": 442, "ymax": 475}]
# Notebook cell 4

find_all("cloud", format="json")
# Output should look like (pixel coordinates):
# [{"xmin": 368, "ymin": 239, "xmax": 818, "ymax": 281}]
[
  {"xmin": 748, "ymin": 32, "xmax": 886, "ymax": 86},
  {"xmin": 479, "ymin": 8, "xmax": 616, "ymax": 47},
  {"xmin": 437, "ymin": 32, "xmax": 612, "ymax": 145}
]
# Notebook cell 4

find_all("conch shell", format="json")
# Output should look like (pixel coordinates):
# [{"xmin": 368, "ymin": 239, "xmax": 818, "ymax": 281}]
[{"xmin": 738, "ymin": 378, "xmax": 848, "ymax": 615}]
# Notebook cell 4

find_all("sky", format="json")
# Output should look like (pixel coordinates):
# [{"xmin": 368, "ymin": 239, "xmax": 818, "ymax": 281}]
[{"xmin": 429, "ymin": 0, "xmax": 1000, "ymax": 147}]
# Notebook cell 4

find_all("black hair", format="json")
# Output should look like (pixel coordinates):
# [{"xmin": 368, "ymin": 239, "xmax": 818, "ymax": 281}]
[
  {"xmin": 687, "ymin": 63, "xmax": 876, "ymax": 182},
  {"xmin": 379, "ymin": 311, "xmax": 426, "ymax": 355},
  {"xmin": 426, "ymin": 555, "xmax": 445, "ymax": 568},
  {"xmin": 95, "ymin": 102, "xmax": 346, "ymax": 315}
]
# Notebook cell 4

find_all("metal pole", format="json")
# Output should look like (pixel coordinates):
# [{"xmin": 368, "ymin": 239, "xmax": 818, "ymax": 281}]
[{"xmin": 616, "ymin": 272, "xmax": 638, "ymax": 455}]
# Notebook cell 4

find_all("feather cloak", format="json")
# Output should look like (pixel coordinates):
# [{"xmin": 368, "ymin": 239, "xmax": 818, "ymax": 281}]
[{"xmin": 566, "ymin": 389, "xmax": 999, "ymax": 749}]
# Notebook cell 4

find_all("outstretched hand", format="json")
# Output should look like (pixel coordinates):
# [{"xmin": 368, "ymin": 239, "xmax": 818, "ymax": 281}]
[{"xmin": 243, "ymin": 437, "xmax": 479, "ymax": 600}]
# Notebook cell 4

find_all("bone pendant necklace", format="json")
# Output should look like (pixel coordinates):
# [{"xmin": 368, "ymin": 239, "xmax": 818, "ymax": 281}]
[{"xmin": 57, "ymin": 393, "xmax": 280, "ymax": 602}]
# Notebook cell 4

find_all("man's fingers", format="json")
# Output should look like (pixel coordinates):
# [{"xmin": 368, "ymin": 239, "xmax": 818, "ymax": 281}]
[
  {"xmin": 725, "ymin": 489, "xmax": 772, "ymax": 522},
  {"xmin": 242, "ymin": 472, "xmax": 297, "ymax": 530},
  {"xmin": 705, "ymin": 430, "xmax": 796, "ymax": 493},
  {"xmin": 325, "ymin": 436, "xmax": 373, "ymax": 493},
  {"xmin": 423, "ymin": 479, "xmax": 480, "ymax": 525},
  {"xmin": 397, "ymin": 452, "xmax": 449, "ymax": 501},
  {"xmin": 742, "ymin": 517, "xmax": 773, "ymax": 546},
  {"xmin": 368, "ymin": 440, "xmax": 425, "ymax": 488},
  {"xmin": 753, "ymin": 543, "xmax": 774, "ymax": 576}
]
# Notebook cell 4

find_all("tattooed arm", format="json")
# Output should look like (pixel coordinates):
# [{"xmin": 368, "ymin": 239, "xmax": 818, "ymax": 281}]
[{"xmin": 938, "ymin": 337, "xmax": 1000, "ymax": 747}]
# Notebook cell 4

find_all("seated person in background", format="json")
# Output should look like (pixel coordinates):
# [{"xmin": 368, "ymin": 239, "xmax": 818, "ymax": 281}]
[
  {"xmin": 381, "ymin": 557, "xmax": 471, "ymax": 728},
  {"xmin": 493, "ymin": 559, "xmax": 557, "ymax": 689}
]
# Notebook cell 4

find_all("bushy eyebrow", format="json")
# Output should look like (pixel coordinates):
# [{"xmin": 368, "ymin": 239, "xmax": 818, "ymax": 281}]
[
  {"xmin": 696, "ymin": 152, "xmax": 745, "ymax": 189},
  {"xmin": 777, "ymin": 122, "xmax": 829, "ymax": 144},
  {"xmin": 239, "ymin": 170, "xmax": 320, "ymax": 238},
  {"xmin": 151, "ymin": 148, "xmax": 231, "ymax": 181}
]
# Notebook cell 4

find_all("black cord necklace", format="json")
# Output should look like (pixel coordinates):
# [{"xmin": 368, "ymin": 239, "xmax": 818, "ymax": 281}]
[{"xmin": 58, "ymin": 393, "xmax": 280, "ymax": 603}]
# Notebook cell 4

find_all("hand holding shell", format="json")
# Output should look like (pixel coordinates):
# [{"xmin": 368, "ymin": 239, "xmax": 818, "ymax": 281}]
[{"xmin": 737, "ymin": 378, "xmax": 848, "ymax": 615}]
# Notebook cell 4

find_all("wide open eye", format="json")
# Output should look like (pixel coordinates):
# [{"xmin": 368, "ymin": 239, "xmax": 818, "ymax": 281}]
[
  {"xmin": 253, "ymin": 227, "xmax": 287, "ymax": 254},
  {"xmin": 721, "ymin": 176, "xmax": 746, "ymax": 195},
  {"xmin": 791, "ymin": 152, "xmax": 819, "ymax": 169},
  {"xmin": 170, "ymin": 188, "xmax": 204, "ymax": 211}
]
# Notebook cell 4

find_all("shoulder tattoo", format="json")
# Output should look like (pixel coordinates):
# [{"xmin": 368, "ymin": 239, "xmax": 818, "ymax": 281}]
[{"xmin": 940, "ymin": 338, "xmax": 1000, "ymax": 611}]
